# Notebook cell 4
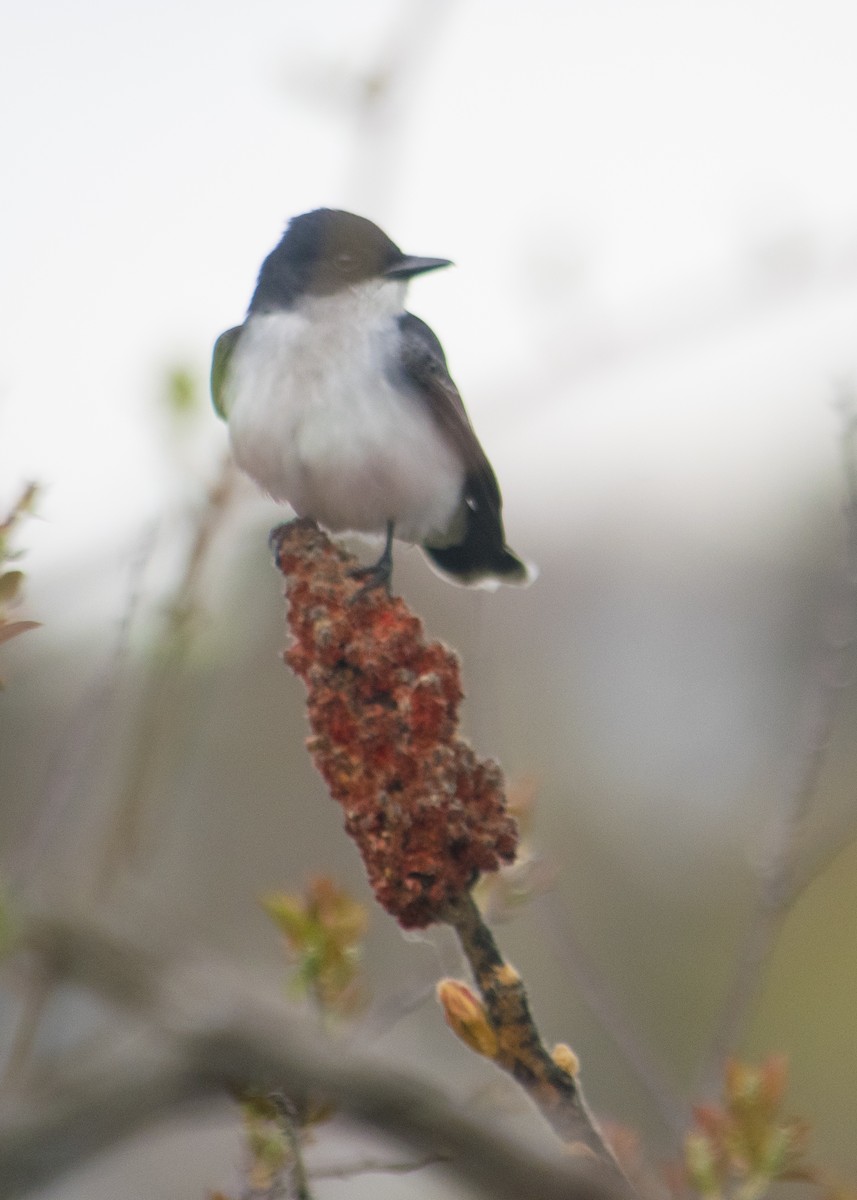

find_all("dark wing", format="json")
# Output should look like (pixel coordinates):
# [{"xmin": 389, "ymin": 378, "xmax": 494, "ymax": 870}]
[
  {"xmin": 396, "ymin": 312, "xmax": 528, "ymax": 584},
  {"xmin": 396, "ymin": 312, "xmax": 501, "ymax": 510},
  {"xmin": 210, "ymin": 325, "xmax": 244, "ymax": 420}
]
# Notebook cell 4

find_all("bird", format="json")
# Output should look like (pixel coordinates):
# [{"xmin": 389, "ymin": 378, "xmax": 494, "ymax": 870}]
[{"xmin": 211, "ymin": 207, "xmax": 533, "ymax": 591}]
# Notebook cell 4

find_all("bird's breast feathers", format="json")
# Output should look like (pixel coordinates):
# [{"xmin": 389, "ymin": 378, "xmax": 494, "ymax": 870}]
[{"xmin": 223, "ymin": 283, "xmax": 464, "ymax": 542}]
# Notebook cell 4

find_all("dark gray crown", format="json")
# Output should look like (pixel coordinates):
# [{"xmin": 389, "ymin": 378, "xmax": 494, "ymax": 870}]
[
  {"xmin": 248, "ymin": 209, "xmax": 451, "ymax": 313},
  {"xmin": 248, "ymin": 209, "xmax": 403, "ymax": 312}
]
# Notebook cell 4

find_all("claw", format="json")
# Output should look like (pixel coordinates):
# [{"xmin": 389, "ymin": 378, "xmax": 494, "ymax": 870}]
[{"xmin": 349, "ymin": 520, "xmax": 395, "ymax": 600}]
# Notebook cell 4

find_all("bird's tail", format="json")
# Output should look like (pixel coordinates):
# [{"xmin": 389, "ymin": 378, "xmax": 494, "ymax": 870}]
[{"xmin": 422, "ymin": 501, "xmax": 535, "ymax": 588}]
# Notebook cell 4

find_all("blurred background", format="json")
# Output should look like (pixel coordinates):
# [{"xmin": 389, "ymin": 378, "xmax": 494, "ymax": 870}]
[{"xmin": 2, "ymin": 0, "xmax": 857, "ymax": 1195}]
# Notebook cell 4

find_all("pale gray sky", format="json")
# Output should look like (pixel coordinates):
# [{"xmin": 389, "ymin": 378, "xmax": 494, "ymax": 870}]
[{"xmin": 3, "ymin": 0, "xmax": 857, "ymax": 570}]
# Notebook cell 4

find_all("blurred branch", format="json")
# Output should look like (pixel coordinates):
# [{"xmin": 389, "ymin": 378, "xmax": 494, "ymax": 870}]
[
  {"xmin": 536, "ymin": 895, "xmax": 688, "ymax": 1143},
  {"xmin": 1, "ymin": 917, "xmax": 621, "ymax": 1200},
  {"xmin": 345, "ymin": 0, "xmax": 453, "ymax": 215},
  {"xmin": 97, "ymin": 453, "xmax": 239, "ymax": 890},
  {"xmin": 0, "ymin": 483, "xmax": 41, "ymax": 682},
  {"xmin": 310, "ymin": 1151, "xmax": 447, "ymax": 1180},
  {"xmin": 3, "ymin": 520, "xmax": 161, "ymax": 1088},
  {"xmin": 697, "ymin": 387, "xmax": 857, "ymax": 1094},
  {"xmin": 484, "ymin": 243, "xmax": 857, "ymax": 434},
  {"xmin": 10, "ymin": 521, "xmax": 158, "ymax": 891},
  {"xmin": 0, "ymin": 961, "xmax": 53, "ymax": 1089},
  {"xmin": 284, "ymin": 1115, "xmax": 313, "ymax": 1200},
  {"xmin": 280, "ymin": 0, "xmax": 452, "ymax": 218},
  {"xmin": 0, "ymin": 483, "xmax": 38, "ymax": 549}
]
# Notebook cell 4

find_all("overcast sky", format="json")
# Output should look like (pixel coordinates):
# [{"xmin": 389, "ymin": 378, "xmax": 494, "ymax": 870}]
[{"xmin": 3, "ymin": 0, "xmax": 857, "ymax": 577}]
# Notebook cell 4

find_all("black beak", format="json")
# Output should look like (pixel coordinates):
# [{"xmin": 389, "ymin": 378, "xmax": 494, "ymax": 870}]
[{"xmin": 384, "ymin": 255, "xmax": 453, "ymax": 280}]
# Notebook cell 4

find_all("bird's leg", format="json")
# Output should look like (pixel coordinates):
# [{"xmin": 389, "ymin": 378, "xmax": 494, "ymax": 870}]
[{"xmin": 349, "ymin": 520, "xmax": 395, "ymax": 598}]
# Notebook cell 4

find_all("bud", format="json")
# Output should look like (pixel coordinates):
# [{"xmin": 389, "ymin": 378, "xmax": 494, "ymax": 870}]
[
  {"xmin": 685, "ymin": 1131, "xmax": 724, "ymax": 1197},
  {"xmin": 437, "ymin": 979, "xmax": 499, "ymax": 1059},
  {"xmin": 552, "ymin": 1042, "xmax": 580, "ymax": 1077}
]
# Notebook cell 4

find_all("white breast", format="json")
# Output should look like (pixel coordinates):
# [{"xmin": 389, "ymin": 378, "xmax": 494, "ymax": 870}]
[{"xmin": 223, "ymin": 280, "xmax": 465, "ymax": 544}]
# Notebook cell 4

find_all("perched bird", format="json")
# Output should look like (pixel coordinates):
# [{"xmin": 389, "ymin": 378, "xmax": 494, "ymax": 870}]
[{"xmin": 212, "ymin": 208, "xmax": 533, "ymax": 590}]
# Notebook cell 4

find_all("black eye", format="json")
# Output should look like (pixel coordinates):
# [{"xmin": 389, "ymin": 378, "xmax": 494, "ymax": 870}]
[{"xmin": 335, "ymin": 252, "xmax": 355, "ymax": 272}]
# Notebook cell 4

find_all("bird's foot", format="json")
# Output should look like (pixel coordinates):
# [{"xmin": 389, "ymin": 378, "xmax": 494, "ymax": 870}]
[
  {"xmin": 348, "ymin": 520, "xmax": 395, "ymax": 602},
  {"xmin": 348, "ymin": 557, "xmax": 393, "ymax": 601}
]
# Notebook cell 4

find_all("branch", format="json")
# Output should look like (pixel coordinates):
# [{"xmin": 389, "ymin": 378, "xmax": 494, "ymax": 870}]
[
  {"xmin": 270, "ymin": 520, "xmax": 631, "ymax": 1189},
  {"xmin": 2, "ymin": 918, "xmax": 621, "ymax": 1200},
  {"xmin": 442, "ymin": 893, "xmax": 622, "ymax": 1169},
  {"xmin": 97, "ymin": 454, "xmax": 239, "ymax": 890},
  {"xmin": 536, "ymin": 896, "xmax": 688, "ymax": 1142},
  {"xmin": 697, "ymin": 389, "xmax": 857, "ymax": 1093}
]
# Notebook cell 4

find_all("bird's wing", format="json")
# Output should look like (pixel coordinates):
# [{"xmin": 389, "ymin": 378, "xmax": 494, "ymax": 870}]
[
  {"xmin": 210, "ymin": 325, "xmax": 243, "ymax": 420},
  {"xmin": 396, "ymin": 312, "xmax": 502, "ymax": 514}
]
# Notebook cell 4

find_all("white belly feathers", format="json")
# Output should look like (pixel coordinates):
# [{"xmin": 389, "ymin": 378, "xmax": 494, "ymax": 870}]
[{"xmin": 224, "ymin": 285, "xmax": 464, "ymax": 545}]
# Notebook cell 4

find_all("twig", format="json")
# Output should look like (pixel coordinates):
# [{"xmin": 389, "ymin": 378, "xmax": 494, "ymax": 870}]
[
  {"xmin": 266, "ymin": 1094, "xmax": 314, "ymax": 1200},
  {"xmin": 697, "ymin": 388, "xmax": 857, "ymax": 1094},
  {"xmin": 0, "ymin": 483, "xmax": 41, "ymax": 681},
  {"xmin": 9, "ymin": 520, "xmax": 158, "ymax": 900},
  {"xmin": 442, "ymin": 893, "xmax": 624, "ymax": 1174},
  {"xmin": 356, "ymin": 980, "xmax": 437, "ymax": 1044},
  {"xmin": 97, "ymin": 454, "xmax": 238, "ymax": 890},
  {"xmin": 536, "ymin": 894, "xmax": 688, "ymax": 1142},
  {"xmin": 282, "ymin": 1113, "xmax": 313, "ymax": 1200},
  {"xmin": 345, "ymin": 0, "xmax": 454, "ymax": 215},
  {"xmin": 0, "ymin": 1048, "xmax": 206, "ymax": 1200},
  {"xmin": 1, "ymin": 963, "xmax": 53, "ymax": 1088},
  {"xmin": 0, "ymin": 484, "xmax": 38, "ymax": 546},
  {"xmin": 3, "ymin": 521, "xmax": 163, "ymax": 1087},
  {"xmin": 310, "ymin": 1151, "xmax": 447, "ymax": 1179},
  {"xmin": 2, "ymin": 917, "xmax": 621, "ymax": 1200}
]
